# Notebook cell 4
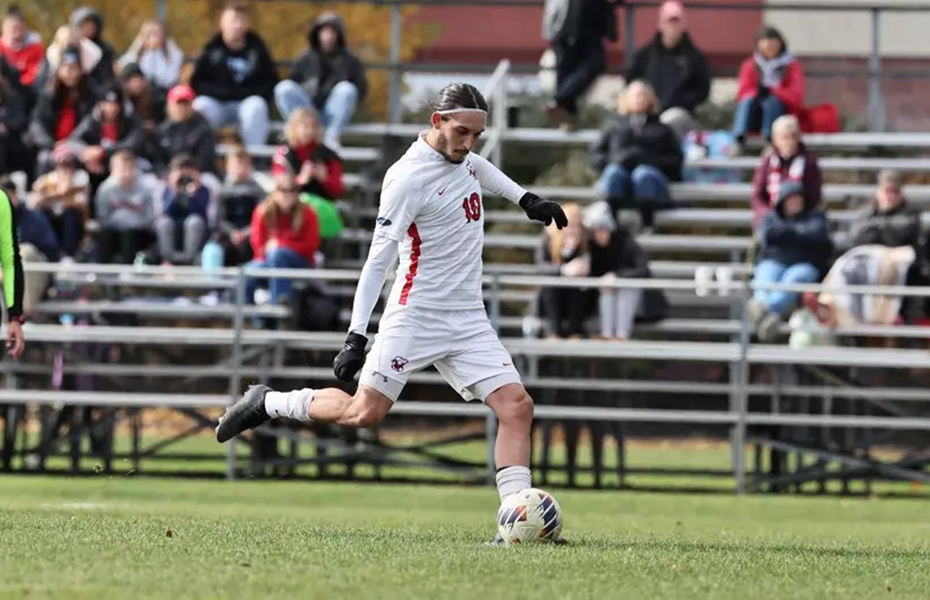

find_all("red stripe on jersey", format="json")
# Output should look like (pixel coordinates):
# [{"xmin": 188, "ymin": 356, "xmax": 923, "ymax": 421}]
[{"xmin": 399, "ymin": 223, "xmax": 421, "ymax": 305}]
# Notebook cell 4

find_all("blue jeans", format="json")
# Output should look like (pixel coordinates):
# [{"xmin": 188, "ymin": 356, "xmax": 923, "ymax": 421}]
[
  {"xmin": 598, "ymin": 164, "xmax": 671, "ymax": 209},
  {"xmin": 753, "ymin": 259, "xmax": 820, "ymax": 316},
  {"xmin": 192, "ymin": 95, "xmax": 270, "ymax": 146},
  {"xmin": 274, "ymin": 80, "xmax": 359, "ymax": 144},
  {"xmin": 733, "ymin": 95, "xmax": 785, "ymax": 140},
  {"xmin": 245, "ymin": 248, "xmax": 311, "ymax": 305}
]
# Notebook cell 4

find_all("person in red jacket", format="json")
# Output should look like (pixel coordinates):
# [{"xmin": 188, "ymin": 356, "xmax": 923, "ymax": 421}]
[
  {"xmin": 0, "ymin": 7, "xmax": 44, "ymax": 89},
  {"xmin": 246, "ymin": 171, "xmax": 321, "ymax": 305},
  {"xmin": 733, "ymin": 26, "xmax": 804, "ymax": 145},
  {"xmin": 750, "ymin": 114, "xmax": 822, "ymax": 228},
  {"xmin": 271, "ymin": 107, "xmax": 344, "ymax": 200}
]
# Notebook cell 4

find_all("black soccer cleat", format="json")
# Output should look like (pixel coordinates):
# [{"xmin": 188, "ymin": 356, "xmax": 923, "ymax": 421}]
[{"xmin": 215, "ymin": 384, "xmax": 272, "ymax": 443}]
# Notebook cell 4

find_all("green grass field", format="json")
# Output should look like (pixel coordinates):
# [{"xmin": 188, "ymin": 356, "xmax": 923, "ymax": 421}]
[{"xmin": 2, "ymin": 475, "xmax": 929, "ymax": 600}]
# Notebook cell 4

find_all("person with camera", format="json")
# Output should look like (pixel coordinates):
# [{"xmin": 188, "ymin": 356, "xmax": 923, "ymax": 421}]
[{"xmin": 157, "ymin": 153, "xmax": 209, "ymax": 265}]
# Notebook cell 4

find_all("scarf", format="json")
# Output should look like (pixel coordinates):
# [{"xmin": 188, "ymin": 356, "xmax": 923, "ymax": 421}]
[
  {"xmin": 753, "ymin": 52, "xmax": 795, "ymax": 88},
  {"xmin": 766, "ymin": 151, "xmax": 806, "ymax": 207}
]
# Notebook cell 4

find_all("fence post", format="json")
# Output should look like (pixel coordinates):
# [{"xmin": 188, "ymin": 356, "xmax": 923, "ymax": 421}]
[
  {"xmin": 868, "ymin": 8, "xmax": 885, "ymax": 132},
  {"xmin": 156, "ymin": 0, "xmax": 166, "ymax": 22},
  {"xmin": 489, "ymin": 274, "xmax": 501, "ymax": 331},
  {"xmin": 388, "ymin": 1, "xmax": 403, "ymax": 124},
  {"xmin": 624, "ymin": 4, "xmax": 636, "ymax": 71},
  {"xmin": 733, "ymin": 282, "xmax": 752, "ymax": 495},
  {"xmin": 493, "ymin": 66, "xmax": 508, "ymax": 166},
  {"xmin": 225, "ymin": 269, "xmax": 247, "ymax": 481}
]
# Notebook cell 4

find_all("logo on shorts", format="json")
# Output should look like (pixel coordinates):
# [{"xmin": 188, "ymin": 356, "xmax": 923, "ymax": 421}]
[{"xmin": 391, "ymin": 356, "xmax": 409, "ymax": 372}]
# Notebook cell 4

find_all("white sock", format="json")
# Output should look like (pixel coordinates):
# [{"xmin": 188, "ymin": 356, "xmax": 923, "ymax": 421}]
[
  {"xmin": 264, "ymin": 389, "xmax": 315, "ymax": 422},
  {"xmin": 495, "ymin": 465, "xmax": 532, "ymax": 501}
]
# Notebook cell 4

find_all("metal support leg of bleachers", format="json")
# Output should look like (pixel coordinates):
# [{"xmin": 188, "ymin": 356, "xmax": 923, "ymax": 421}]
[{"xmin": 225, "ymin": 271, "xmax": 247, "ymax": 480}]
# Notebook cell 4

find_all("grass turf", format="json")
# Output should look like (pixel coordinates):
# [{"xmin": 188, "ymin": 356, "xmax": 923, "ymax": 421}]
[{"xmin": 2, "ymin": 476, "xmax": 929, "ymax": 599}]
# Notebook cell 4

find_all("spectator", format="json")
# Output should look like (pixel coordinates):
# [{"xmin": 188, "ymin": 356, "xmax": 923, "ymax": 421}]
[
  {"xmin": 69, "ymin": 84, "xmax": 146, "ymax": 191},
  {"xmin": 590, "ymin": 80, "xmax": 683, "ymax": 228},
  {"xmin": 750, "ymin": 115, "xmax": 822, "ymax": 228},
  {"xmin": 28, "ymin": 47, "xmax": 98, "ymax": 163},
  {"xmin": 158, "ymin": 84, "xmax": 217, "ymax": 175},
  {"xmin": 118, "ymin": 21, "xmax": 183, "ymax": 94},
  {"xmin": 583, "ymin": 201, "xmax": 665, "ymax": 340},
  {"xmin": 94, "ymin": 151, "xmax": 155, "ymax": 264},
  {"xmin": 275, "ymin": 12, "xmax": 367, "ymax": 149},
  {"xmin": 33, "ymin": 26, "xmax": 101, "ymax": 92},
  {"xmin": 819, "ymin": 170, "xmax": 923, "ymax": 327},
  {"xmin": 216, "ymin": 146, "xmax": 263, "ymax": 266},
  {"xmin": 2, "ymin": 177, "xmax": 58, "ymax": 315},
  {"xmin": 30, "ymin": 144, "xmax": 89, "ymax": 259},
  {"xmin": 0, "ymin": 74, "xmax": 27, "ymax": 176},
  {"xmin": 0, "ymin": 6, "xmax": 44, "ymax": 106},
  {"xmin": 247, "ymin": 171, "xmax": 320, "ymax": 305},
  {"xmin": 537, "ymin": 203, "xmax": 592, "ymax": 339},
  {"xmin": 542, "ymin": 0, "xmax": 619, "ymax": 128},
  {"xmin": 158, "ymin": 154, "xmax": 210, "ymax": 265},
  {"xmin": 69, "ymin": 6, "xmax": 116, "ymax": 87},
  {"xmin": 751, "ymin": 180, "xmax": 832, "ymax": 341},
  {"xmin": 121, "ymin": 62, "xmax": 161, "ymax": 124},
  {"xmin": 734, "ymin": 26, "xmax": 804, "ymax": 145},
  {"xmin": 190, "ymin": 2, "xmax": 276, "ymax": 147},
  {"xmin": 272, "ymin": 108, "xmax": 344, "ymax": 200},
  {"xmin": 626, "ymin": 1, "xmax": 710, "ymax": 138}
]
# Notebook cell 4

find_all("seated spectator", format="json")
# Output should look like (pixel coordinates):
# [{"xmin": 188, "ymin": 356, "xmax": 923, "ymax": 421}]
[
  {"xmin": 590, "ymin": 80, "xmax": 683, "ymax": 228},
  {"xmin": 583, "ymin": 201, "xmax": 666, "ymax": 340},
  {"xmin": 750, "ymin": 115, "xmax": 822, "ymax": 228},
  {"xmin": 734, "ymin": 26, "xmax": 804, "ymax": 146},
  {"xmin": 626, "ymin": 1, "xmax": 710, "ymax": 138},
  {"xmin": 121, "ymin": 62, "xmax": 162, "ymax": 125},
  {"xmin": 751, "ymin": 181, "xmax": 832, "ymax": 341},
  {"xmin": 2, "ymin": 177, "xmax": 59, "ymax": 315},
  {"xmin": 0, "ymin": 6, "xmax": 44, "ymax": 107},
  {"xmin": 117, "ymin": 21, "xmax": 182, "ymax": 96},
  {"xmin": 158, "ymin": 84, "xmax": 217, "ymax": 175},
  {"xmin": 272, "ymin": 108, "xmax": 344, "ymax": 200},
  {"xmin": 157, "ymin": 154, "xmax": 209, "ymax": 265},
  {"xmin": 34, "ymin": 26, "xmax": 101, "ymax": 92},
  {"xmin": 0, "ymin": 73, "xmax": 28, "ymax": 176},
  {"xmin": 537, "ymin": 203, "xmax": 592, "ymax": 339},
  {"xmin": 246, "ymin": 171, "xmax": 320, "ymax": 305},
  {"xmin": 275, "ymin": 12, "xmax": 367, "ymax": 149},
  {"xmin": 94, "ymin": 150, "xmax": 155, "ymax": 264},
  {"xmin": 819, "ymin": 170, "xmax": 923, "ymax": 327},
  {"xmin": 28, "ymin": 47, "xmax": 98, "ymax": 166},
  {"xmin": 30, "ymin": 144, "xmax": 89, "ymax": 259},
  {"xmin": 216, "ymin": 146, "xmax": 263, "ymax": 265},
  {"xmin": 190, "ymin": 2, "xmax": 276, "ymax": 147},
  {"xmin": 69, "ymin": 6, "xmax": 116, "ymax": 88},
  {"xmin": 69, "ymin": 84, "xmax": 146, "ymax": 192}
]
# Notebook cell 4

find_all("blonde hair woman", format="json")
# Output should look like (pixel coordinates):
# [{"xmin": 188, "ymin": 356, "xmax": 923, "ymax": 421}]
[
  {"xmin": 271, "ymin": 107, "xmax": 345, "ymax": 200},
  {"xmin": 590, "ymin": 79, "xmax": 682, "ymax": 229},
  {"xmin": 537, "ymin": 203, "xmax": 593, "ymax": 338},
  {"xmin": 118, "ymin": 20, "xmax": 183, "ymax": 91}
]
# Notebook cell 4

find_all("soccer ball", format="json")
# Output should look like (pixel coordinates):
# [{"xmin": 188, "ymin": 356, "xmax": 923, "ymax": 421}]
[{"xmin": 496, "ymin": 488, "xmax": 563, "ymax": 544}]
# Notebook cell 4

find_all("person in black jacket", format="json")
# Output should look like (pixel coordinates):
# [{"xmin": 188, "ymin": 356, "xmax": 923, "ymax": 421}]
[
  {"xmin": 850, "ymin": 170, "xmax": 921, "ymax": 252},
  {"xmin": 590, "ymin": 80, "xmax": 683, "ymax": 228},
  {"xmin": 274, "ymin": 12, "xmax": 367, "ymax": 149},
  {"xmin": 0, "ymin": 75, "xmax": 27, "ymax": 176},
  {"xmin": 190, "ymin": 3, "xmax": 276, "ymax": 147},
  {"xmin": 69, "ymin": 6, "xmax": 116, "ymax": 89},
  {"xmin": 157, "ymin": 84, "xmax": 217, "ymax": 176},
  {"xmin": 542, "ymin": 0, "xmax": 620, "ymax": 127},
  {"xmin": 68, "ymin": 84, "xmax": 146, "ymax": 193},
  {"xmin": 626, "ymin": 1, "xmax": 710, "ymax": 138},
  {"xmin": 751, "ymin": 180, "xmax": 833, "ymax": 341}
]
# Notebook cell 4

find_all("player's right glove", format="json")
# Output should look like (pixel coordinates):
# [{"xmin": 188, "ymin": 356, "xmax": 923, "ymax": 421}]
[
  {"xmin": 333, "ymin": 332, "xmax": 368, "ymax": 382},
  {"xmin": 519, "ymin": 192, "xmax": 569, "ymax": 229}
]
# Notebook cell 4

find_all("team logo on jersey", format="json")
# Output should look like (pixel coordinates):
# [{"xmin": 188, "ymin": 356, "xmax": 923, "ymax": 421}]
[
  {"xmin": 377, "ymin": 217, "xmax": 393, "ymax": 227},
  {"xmin": 391, "ymin": 356, "xmax": 409, "ymax": 372},
  {"xmin": 466, "ymin": 161, "xmax": 477, "ymax": 180}
]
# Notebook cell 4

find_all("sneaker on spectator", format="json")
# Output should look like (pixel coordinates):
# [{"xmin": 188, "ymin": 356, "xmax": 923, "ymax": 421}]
[
  {"xmin": 253, "ymin": 288, "xmax": 271, "ymax": 306},
  {"xmin": 757, "ymin": 311, "xmax": 783, "ymax": 343},
  {"xmin": 694, "ymin": 265, "xmax": 714, "ymax": 297}
]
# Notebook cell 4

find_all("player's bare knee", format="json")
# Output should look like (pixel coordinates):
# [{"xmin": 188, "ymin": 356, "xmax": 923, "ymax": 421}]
[
  {"xmin": 492, "ymin": 387, "xmax": 534, "ymax": 426},
  {"xmin": 343, "ymin": 387, "xmax": 391, "ymax": 428}
]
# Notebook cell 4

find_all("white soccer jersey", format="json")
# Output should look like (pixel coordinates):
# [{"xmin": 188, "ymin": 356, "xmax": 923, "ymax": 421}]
[{"xmin": 375, "ymin": 135, "xmax": 492, "ymax": 311}]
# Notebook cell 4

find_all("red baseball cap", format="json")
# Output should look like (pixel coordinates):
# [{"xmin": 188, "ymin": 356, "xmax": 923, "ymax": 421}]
[{"xmin": 167, "ymin": 84, "xmax": 196, "ymax": 104}]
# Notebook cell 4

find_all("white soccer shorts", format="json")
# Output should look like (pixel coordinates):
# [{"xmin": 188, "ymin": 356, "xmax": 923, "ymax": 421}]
[{"xmin": 358, "ymin": 306, "xmax": 522, "ymax": 402}]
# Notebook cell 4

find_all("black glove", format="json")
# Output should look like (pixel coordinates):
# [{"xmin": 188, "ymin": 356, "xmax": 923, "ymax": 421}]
[
  {"xmin": 519, "ymin": 192, "xmax": 569, "ymax": 229},
  {"xmin": 333, "ymin": 332, "xmax": 368, "ymax": 382},
  {"xmin": 757, "ymin": 85, "xmax": 770, "ymax": 98}
]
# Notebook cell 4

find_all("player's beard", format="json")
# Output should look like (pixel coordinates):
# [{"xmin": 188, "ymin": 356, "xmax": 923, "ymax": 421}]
[{"xmin": 436, "ymin": 131, "xmax": 468, "ymax": 164}]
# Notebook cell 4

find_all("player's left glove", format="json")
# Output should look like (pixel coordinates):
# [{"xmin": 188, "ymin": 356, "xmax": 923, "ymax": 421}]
[
  {"xmin": 333, "ymin": 332, "xmax": 368, "ymax": 382},
  {"xmin": 519, "ymin": 192, "xmax": 568, "ymax": 229}
]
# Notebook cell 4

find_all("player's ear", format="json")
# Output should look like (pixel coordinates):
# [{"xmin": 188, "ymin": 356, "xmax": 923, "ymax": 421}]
[{"xmin": 430, "ymin": 112, "xmax": 442, "ymax": 129}]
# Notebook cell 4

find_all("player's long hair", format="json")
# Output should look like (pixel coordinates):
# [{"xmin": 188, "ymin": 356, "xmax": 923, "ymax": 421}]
[
  {"xmin": 547, "ymin": 203, "xmax": 585, "ymax": 265},
  {"xmin": 262, "ymin": 172, "xmax": 304, "ymax": 232},
  {"xmin": 431, "ymin": 82, "xmax": 489, "ymax": 118}
]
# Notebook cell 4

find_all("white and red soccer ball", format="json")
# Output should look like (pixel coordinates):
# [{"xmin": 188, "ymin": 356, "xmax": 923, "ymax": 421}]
[{"xmin": 496, "ymin": 488, "xmax": 563, "ymax": 544}]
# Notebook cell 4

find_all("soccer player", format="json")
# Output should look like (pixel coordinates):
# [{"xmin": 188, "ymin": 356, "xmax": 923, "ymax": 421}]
[
  {"xmin": 216, "ymin": 83, "xmax": 567, "ymax": 540},
  {"xmin": 0, "ymin": 186, "xmax": 25, "ymax": 358}
]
